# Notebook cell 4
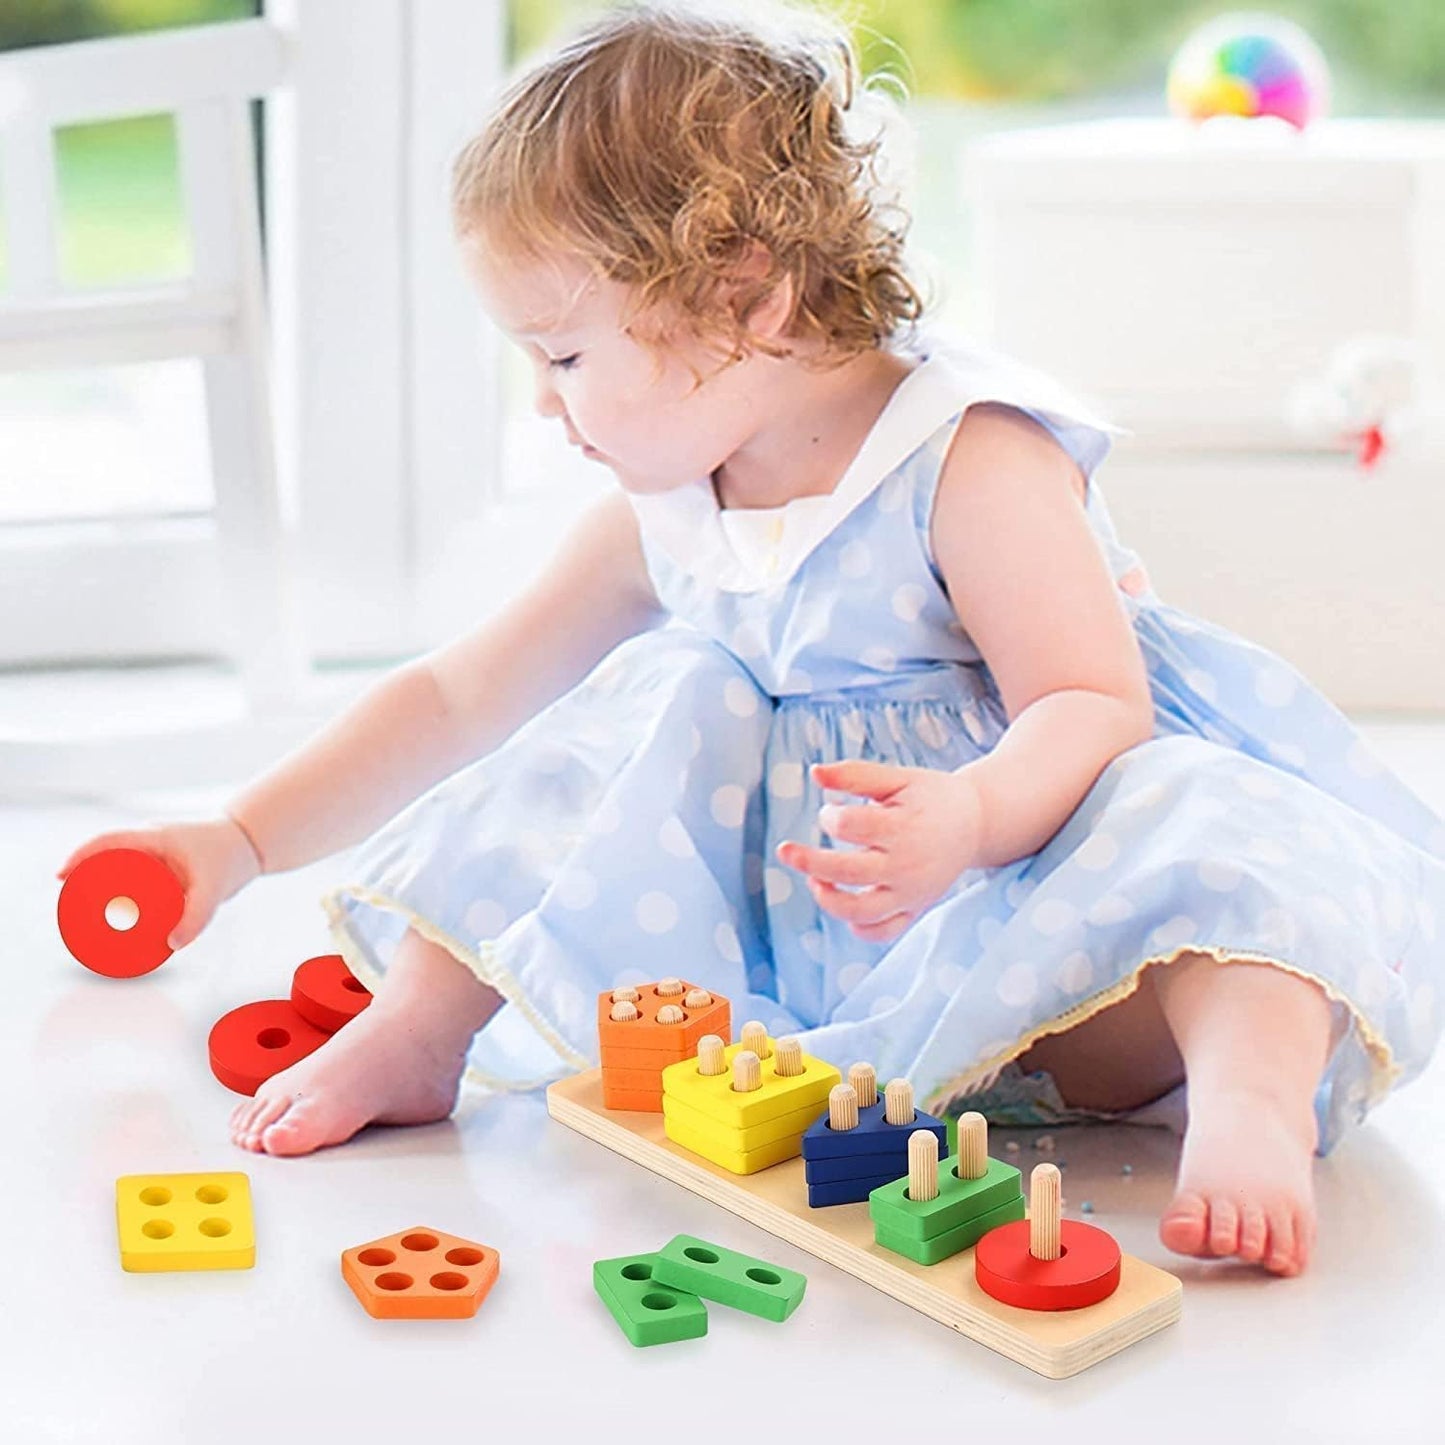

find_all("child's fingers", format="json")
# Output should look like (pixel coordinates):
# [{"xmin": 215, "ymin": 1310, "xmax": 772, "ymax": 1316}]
[
  {"xmin": 817, "ymin": 801, "xmax": 895, "ymax": 848},
  {"xmin": 810, "ymin": 759, "xmax": 909, "ymax": 802},
  {"xmin": 776, "ymin": 841, "xmax": 885, "ymax": 888},
  {"xmin": 167, "ymin": 890, "xmax": 213, "ymax": 952},
  {"xmin": 806, "ymin": 876, "xmax": 901, "ymax": 927}
]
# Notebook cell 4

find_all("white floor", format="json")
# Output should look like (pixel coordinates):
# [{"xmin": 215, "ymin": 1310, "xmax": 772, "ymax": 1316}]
[{"xmin": 3, "ymin": 673, "xmax": 1444, "ymax": 1444}]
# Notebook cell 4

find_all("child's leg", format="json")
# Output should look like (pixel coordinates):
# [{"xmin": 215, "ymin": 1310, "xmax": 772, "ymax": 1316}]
[
  {"xmin": 1017, "ymin": 951, "xmax": 1334, "ymax": 1276},
  {"xmin": 228, "ymin": 926, "xmax": 504, "ymax": 1157},
  {"xmin": 1151, "ymin": 951, "xmax": 1334, "ymax": 1276}
]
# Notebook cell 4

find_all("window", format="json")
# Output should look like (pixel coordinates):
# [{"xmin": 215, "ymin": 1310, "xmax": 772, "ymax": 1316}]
[{"xmin": 0, "ymin": 3, "xmax": 260, "ymax": 531}]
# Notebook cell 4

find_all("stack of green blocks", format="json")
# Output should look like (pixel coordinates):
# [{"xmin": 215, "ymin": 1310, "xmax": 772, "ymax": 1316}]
[
  {"xmin": 593, "ymin": 1233, "xmax": 806, "ymax": 1346},
  {"xmin": 869, "ymin": 1155, "xmax": 1026, "ymax": 1265}
]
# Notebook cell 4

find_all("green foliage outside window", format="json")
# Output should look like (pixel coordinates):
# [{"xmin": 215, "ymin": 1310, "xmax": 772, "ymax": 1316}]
[
  {"xmin": 509, "ymin": 0, "xmax": 1445, "ymax": 107},
  {"xmin": 0, "ymin": 1, "xmax": 255, "ymax": 52}
]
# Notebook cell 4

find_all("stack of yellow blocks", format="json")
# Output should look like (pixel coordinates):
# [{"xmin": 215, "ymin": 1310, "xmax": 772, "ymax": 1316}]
[{"xmin": 662, "ymin": 1033, "xmax": 841, "ymax": 1175}]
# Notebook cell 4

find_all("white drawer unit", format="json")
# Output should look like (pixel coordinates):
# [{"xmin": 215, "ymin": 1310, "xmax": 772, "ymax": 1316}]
[{"xmin": 964, "ymin": 118, "xmax": 1445, "ymax": 712}]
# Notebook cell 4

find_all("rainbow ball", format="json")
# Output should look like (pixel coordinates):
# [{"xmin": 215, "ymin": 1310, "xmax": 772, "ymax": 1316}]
[{"xmin": 1167, "ymin": 13, "xmax": 1331, "ymax": 131}]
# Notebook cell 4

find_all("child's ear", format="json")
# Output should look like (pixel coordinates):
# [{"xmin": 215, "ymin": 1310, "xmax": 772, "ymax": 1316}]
[{"xmin": 726, "ymin": 239, "xmax": 795, "ymax": 346}]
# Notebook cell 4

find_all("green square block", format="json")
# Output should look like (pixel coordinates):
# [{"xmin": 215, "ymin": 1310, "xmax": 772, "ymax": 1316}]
[
  {"xmin": 874, "ymin": 1193, "xmax": 1027, "ymax": 1266},
  {"xmin": 593, "ymin": 1253, "xmax": 708, "ymax": 1346},
  {"xmin": 869, "ymin": 1155, "xmax": 1023, "ymax": 1241},
  {"xmin": 651, "ymin": 1233, "xmax": 806, "ymax": 1322}
]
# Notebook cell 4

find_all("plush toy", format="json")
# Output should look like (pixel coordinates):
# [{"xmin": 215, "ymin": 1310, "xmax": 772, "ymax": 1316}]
[
  {"xmin": 1167, "ymin": 13, "xmax": 1331, "ymax": 131},
  {"xmin": 1288, "ymin": 337, "xmax": 1435, "ymax": 471}
]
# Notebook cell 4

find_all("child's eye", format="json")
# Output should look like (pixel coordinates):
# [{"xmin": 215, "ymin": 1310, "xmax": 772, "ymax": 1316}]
[{"xmin": 548, "ymin": 353, "xmax": 581, "ymax": 371}]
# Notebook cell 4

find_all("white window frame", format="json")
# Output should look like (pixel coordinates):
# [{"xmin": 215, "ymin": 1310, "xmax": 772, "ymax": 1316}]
[
  {"xmin": 265, "ymin": 0, "xmax": 508, "ymax": 663},
  {"xmin": 0, "ymin": 1, "xmax": 509, "ymax": 669}
]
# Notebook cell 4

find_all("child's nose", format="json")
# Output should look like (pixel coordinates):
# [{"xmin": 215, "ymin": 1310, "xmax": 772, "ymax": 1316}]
[{"xmin": 532, "ymin": 371, "xmax": 565, "ymax": 420}]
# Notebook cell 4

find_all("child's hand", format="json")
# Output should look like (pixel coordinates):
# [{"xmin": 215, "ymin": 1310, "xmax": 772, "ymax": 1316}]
[
  {"xmin": 776, "ymin": 760, "xmax": 984, "ymax": 945},
  {"xmin": 56, "ymin": 816, "xmax": 262, "ymax": 952}
]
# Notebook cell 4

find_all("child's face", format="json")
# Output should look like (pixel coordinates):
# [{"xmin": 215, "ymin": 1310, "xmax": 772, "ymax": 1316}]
[{"xmin": 464, "ymin": 244, "xmax": 763, "ymax": 495}]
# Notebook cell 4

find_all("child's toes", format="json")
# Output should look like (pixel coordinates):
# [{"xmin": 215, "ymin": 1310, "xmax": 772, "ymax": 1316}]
[
  {"xmin": 229, "ymin": 1099, "xmax": 266, "ymax": 1146},
  {"xmin": 1237, "ymin": 1203, "xmax": 1269, "ymax": 1264},
  {"xmin": 1265, "ymin": 1205, "xmax": 1298, "ymax": 1275},
  {"xmin": 260, "ymin": 1098, "xmax": 342, "ymax": 1157},
  {"xmin": 1207, "ymin": 1196, "xmax": 1241, "ymax": 1257},
  {"xmin": 242, "ymin": 1094, "xmax": 292, "ymax": 1146},
  {"xmin": 1158, "ymin": 1190, "xmax": 1210, "ymax": 1256}
]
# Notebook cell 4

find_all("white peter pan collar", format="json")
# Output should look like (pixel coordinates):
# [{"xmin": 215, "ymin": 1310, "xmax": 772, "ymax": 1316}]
[{"xmin": 629, "ymin": 334, "xmax": 1121, "ymax": 595}]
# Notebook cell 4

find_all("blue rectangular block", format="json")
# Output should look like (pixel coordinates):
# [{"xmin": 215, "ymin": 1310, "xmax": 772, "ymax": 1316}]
[
  {"xmin": 804, "ymin": 1150, "xmax": 914, "ymax": 1185},
  {"xmin": 806, "ymin": 1171, "xmax": 908, "ymax": 1208}
]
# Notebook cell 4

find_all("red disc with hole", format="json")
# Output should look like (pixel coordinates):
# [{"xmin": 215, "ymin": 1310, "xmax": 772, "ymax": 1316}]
[
  {"xmin": 974, "ymin": 1218, "xmax": 1122, "ymax": 1311},
  {"xmin": 290, "ymin": 953, "xmax": 373, "ymax": 1033},
  {"xmin": 56, "ymin": 847, "xmax": 185, "ymax": 978},
  {"xmin": 207, "ymin": 998, "xmax": 331, "ymax": 1096}
]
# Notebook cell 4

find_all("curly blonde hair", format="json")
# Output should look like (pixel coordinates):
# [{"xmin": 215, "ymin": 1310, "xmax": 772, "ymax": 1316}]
[{"xmin": 451, "ymin": 1, "xmax": 925, "ymax": 367}]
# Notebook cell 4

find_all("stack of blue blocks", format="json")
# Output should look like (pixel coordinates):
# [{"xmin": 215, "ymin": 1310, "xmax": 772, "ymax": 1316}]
[{"xmin": 801, "ymin": 1100, "xmax": 950, "ymax": 1207}]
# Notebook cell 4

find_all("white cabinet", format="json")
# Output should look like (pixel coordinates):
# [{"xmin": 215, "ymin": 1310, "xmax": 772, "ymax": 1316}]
[{"xmin": 964, "ymin": 118, "xmax": 1445, "ymax": 711}]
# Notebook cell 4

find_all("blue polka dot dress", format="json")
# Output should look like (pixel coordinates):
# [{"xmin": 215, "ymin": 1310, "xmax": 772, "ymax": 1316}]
[{"xmin": 325, "ymin": 335, "xmax": 1445, "ymax": 1156}]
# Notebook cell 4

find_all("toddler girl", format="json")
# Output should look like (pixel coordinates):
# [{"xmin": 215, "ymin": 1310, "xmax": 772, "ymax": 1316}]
[{"xmin": 61, "ymin": 2, "xmax": 1445, "ymax": 1278}]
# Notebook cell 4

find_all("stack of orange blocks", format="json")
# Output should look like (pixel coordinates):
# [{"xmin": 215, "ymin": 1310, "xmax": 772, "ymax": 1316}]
[{"xmin": 598, "ymin": 978, "xmax": 731, "ymax": 1112}]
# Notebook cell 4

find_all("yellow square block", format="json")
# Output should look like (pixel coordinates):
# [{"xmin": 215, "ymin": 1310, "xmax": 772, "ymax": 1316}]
[
  {"xmin": 116, "ymin": 1172, "xmax": 255, "ymax": 1272},
  {"xmin": 662, "ymin": 1039, "xmax": 840, "ymax": 1130},
  {"xmin": 663, "ymin": 1109, "xmax": 804, "ymax": 1175},
  {"xmin": 663, "ymin": 1091, "xmax": 826, "ymax": 1152}
]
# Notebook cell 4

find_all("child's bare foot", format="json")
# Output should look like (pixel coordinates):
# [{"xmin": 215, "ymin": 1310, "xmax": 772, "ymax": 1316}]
[
  {"xmin": 1158, "ymin": 1083, "xmax": 1318, "ymax": 1276},
  {"xmin": 227, "ymin": 1000, "xmax": 470, "ymax": 1157}
]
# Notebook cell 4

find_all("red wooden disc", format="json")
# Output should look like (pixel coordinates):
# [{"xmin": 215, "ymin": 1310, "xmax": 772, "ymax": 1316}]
[
  {"xmin": 974, "ymin": 1218, "xmax": 1122, "ymax": 1311},
  {"xmin": 207, "ymin": 999, "xmax": 331, "ymax": 1096},
  {"xmin": 56, "ymin": 847, "xmax": 184, "ymax": 978},
  {"xmin": 290, "ymin": 952, "xmax": 372, "ymax": 1033}
]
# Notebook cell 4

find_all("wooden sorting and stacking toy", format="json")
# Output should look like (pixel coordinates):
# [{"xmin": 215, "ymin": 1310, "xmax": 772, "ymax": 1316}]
[
  {"xmin": 341, "ymin": 1227, "xmax": 500, "ymax": 1319},
  {"xmin": 58, "ymin": 847, "xmax": 184, "ymax": 978},
  {"xmin": 593, "ymin": 1252, "xmax": 708, "ymax": 1346},
  {"xmin": 868, "ymin": 1112, "xmax": 1025, "ymax": 1264},
  {"xmin": 598, "ymin": 979, "xmax": 731, "ymax": 1111},
  {"xmin": 661, "ymin": 1025, "xmax": 840, "ymax": 1173},
  {"xmin": 975, "ymin": 1162, "xmax": 1123, "ymax": 1311},
  {"xmin": 547, "ymin": 1068, "xmax": 1181, "ymax": 1378},
  {"xmin": 208, "ymin": 954, "xmax": 371, "ymax": 1095},
  {"xmin": 801, "ymin": 1066, "xmax": 950, "ymax": 1206},
  {"xmin": 291, "ymin": 952, "xmax": 372, "ymax": 1031},
  {"xmin": 115, "ymin": 1172, "xmax": 254, "ymax": 1272}
]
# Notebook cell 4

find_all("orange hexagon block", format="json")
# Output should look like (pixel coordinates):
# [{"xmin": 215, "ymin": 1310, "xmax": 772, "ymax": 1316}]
[
  {"xmin": 341, "ymin": 1226, "xmax": 500, "ymax": 1319},
  {"xmin": 597, "ymin": 981, "xmax": 731, "ymax": 1057},
  {"xmin": 598, "ymin": 981, "xmax": 732, "ymax": 1114}
]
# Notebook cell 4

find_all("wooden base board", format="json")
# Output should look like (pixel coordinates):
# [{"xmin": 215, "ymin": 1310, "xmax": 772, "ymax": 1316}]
[{"xmin": 548, "ymin": 1069, "xmax": 1181, "ymax": 1379}]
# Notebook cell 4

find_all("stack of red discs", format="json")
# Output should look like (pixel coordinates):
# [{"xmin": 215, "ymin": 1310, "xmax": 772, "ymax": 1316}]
[{"xmin": 208, "ymin": 953, "xmax": 374, "ymax": 1095}]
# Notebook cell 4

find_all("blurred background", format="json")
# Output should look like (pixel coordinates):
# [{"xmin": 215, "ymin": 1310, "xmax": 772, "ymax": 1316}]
[{"xmin": 0, "ymin": 0, "xmax": 1442, "ymax": 789}]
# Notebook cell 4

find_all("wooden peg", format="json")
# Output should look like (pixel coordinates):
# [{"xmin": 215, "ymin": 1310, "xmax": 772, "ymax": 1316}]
[
  {"xmin": 610, "ymin": 986, "xmax": 640, "ymax": 1004},
  {"xmin": 683, "ymin": 987, "xmax": 712, "ymax": 1008},
  {"xmin": 740, "ymin": 1020, "xmax": 771, "ymax": 1059},
  {"xmin": 609, "ymin": 1000, "xmax": 639, "ymax": 1022},
  {"xmin": 908, "ymin": 1130, "xmax": 939, "ymax": 1203},
  {"xmin": 732, "ymin": 1050, "xmax": 762, "ymax": 1093},
  {"xmin": 884, "ymin": 1078, "xmax": 914, "ymax": 1126},
  {"xmin": 1030, "ymin": 1163, "xmax": 1062, "ymax": 1262},
  {"xmin": 697, "ymin": 1035, "xmax": 726, "ymax": 1076},
  {"xmin": 774, "ymin": 1036, "xmax": 804, "ymax": 1077},
  {"xmin": 656, "ymin": 977, "xmax": 685, "ymax": 997},
  {"xmin": 656, "ymin": 1004, "xmax": 685, "ymax": 1025},
  {"xmin": 848, "ymin": 1062, "xmax": 877, "ymax": 1110},
  {"xmin": 957, "ymin": 1111, "xmax": 988, "ymax": 1180},
  {"xmin": 828, "ymin": 1083, "xmax": 859, "ymax": 1131}
]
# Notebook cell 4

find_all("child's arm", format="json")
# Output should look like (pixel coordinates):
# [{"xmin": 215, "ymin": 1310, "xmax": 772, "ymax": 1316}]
[
  {"xmin": 225, "ymin": 488, "xmax": 664, "ymax": 874},
  {"xmin": 777, "ymin": 402, "xmax": 1153, "ymax": 943},
  {"xmin": 931, "ymin": 401, "xmax": 1154, "ymax": 866}
]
